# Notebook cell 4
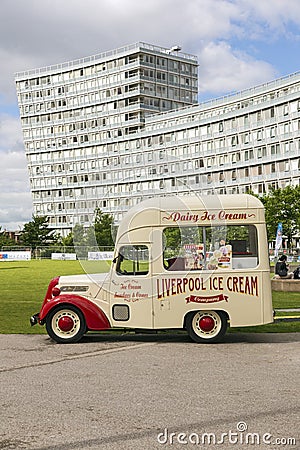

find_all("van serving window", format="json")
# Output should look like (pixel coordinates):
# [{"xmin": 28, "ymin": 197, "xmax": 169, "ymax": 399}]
[
  {"xmin": 116, "ymin": 245, "xmax": 149, "ymax": 276},
  {"xmin": 163, "ymin": 225, "xmax": 258, "ymax": 271}
]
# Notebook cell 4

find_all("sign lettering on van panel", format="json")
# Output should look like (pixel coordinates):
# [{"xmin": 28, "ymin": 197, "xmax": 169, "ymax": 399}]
[
  {"xmin": 163, "ymin": 210, "xmax": 256, "ymax": 223},
  {"xmin": 156, "ymin": 275, "xmax": 258, "ymax": 300}
]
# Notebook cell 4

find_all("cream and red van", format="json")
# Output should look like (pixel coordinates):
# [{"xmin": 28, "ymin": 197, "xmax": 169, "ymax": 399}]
[{"xmin": 30, "ymin": 194, "xmax": 273, "ymax": 343}]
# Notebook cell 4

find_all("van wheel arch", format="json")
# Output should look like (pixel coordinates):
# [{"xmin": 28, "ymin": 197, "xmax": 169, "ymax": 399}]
[
  {"xmin": 45, "ymin": 303, "xmax": 87, "ymax": 344},
  {"xmin": 184, "ymin": 310, "xmax": 228, "ymax": 343}
]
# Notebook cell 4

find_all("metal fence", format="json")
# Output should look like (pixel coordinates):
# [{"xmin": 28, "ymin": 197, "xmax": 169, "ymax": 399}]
[{"xmin": 0, "ymin": 246, "xmax": 114, "ymax": 260}]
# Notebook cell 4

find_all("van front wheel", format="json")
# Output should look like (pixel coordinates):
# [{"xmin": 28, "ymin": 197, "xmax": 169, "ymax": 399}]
[
  {"xmin": 46, "ymin": 305, "xmax": 86, "ymax": 344},
  {"xmin": 186, "ymin": 310, "xmax": 227, "ymax": 343}
]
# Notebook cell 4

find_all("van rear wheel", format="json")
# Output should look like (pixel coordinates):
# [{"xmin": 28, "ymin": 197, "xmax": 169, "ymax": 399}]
[
  {"xmin": 186, "ymin": 310, "xmax": 227, "ymax": 343},
  {"xmin": 46, "ymin": 305, "xmax": 86, "ymax": 344}
]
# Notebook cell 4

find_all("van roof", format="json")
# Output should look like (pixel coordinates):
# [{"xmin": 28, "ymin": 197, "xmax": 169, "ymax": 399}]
[
  {"xmin": 117, "ymin": 194, "xmax": 265, "ymax": 242},
  {"xmin": 131, "ymin": 194, "xmax": 263, "ymax": 211}
]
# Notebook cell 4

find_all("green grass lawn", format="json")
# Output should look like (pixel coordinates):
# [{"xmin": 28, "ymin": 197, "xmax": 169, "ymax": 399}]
[
  {"xmin": 0, "ymin": 260, "xmax": 109, "ymax": 334},
  {"xmin": 0, "ymin": 260, "xmax": 299, "ymax": 334},
  {"xmin": 232, "ymin": 290, "xmax": 300, "ymax": 334}
]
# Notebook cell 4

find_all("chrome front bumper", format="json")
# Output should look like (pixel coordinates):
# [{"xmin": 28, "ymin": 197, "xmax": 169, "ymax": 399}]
[{"xmin": 30, "ymin": 313, "xmax": 39, "ymax": 326}]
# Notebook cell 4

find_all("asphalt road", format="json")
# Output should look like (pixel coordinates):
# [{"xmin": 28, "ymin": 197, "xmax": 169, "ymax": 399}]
[{"xmin": 0, "ymin": 332, "xmax": 299, "ymax": 450}]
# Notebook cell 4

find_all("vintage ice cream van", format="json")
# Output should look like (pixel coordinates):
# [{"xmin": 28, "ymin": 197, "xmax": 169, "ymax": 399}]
[{"xmin": 30, "ymin": 194, "xmax": 273, "ymax": 343}]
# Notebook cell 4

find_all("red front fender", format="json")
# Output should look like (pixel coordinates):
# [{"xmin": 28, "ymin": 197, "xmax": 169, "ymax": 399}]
[{"xmin": 39, "ymin": 294, "xmax": 111, "ymax": 331}]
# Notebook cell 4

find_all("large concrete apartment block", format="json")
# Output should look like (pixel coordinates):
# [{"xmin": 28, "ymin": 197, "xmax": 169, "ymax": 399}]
[{"xmin": 15, "ymin": 42, "xmax": 300, "ymax": 236}]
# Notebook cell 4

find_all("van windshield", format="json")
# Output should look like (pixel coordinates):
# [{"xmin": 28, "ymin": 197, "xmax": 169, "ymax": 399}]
[{"xmin": 163, "ymin": 225, "xmax": 258, "ymax": 271}]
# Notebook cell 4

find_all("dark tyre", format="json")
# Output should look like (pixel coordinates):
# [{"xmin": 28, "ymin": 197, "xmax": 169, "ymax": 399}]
[
  {"xmin": 186, "ymin": 310, "xmax": 227, "ymax": 343},
  {"xmin": 46, "ymin": 305, "xmax": 86, "ymax": 344}
]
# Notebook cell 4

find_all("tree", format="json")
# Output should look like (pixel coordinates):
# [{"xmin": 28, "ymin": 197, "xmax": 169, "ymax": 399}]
[
  {"xmin": 68, "ymin": 212, "xmax": 115, "ymax": 258},
  {"xmin": 70, "ymin": 224, "xmax": 88, "ymax": 258},
  {"xmin": 0, "ymin": 228, "xmax": 17, "ymax": 247},
  {"xmin": 93, "ymin": 208, "xmax": 115, "ymax": 248},
  {"xmin": 260, "ymin": 185, "xmax": 300, "ymax": 250},
  {"xmin": 21, "ymin": 216, "xmax": 58, "ymax": 250},
  {"xmin": 60, "ymin": 232, "xmax": 75, "ymax": 249}
]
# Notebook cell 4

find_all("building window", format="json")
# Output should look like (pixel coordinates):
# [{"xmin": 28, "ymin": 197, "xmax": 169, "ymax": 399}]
[
  {"xmin": 231, "ymin": 135, "xmax": 238, "ymax": 146},
  {"xmin": 195, "ymin": 158, "xmax": 204, "ymax": 169},
  {"xmin": 250, "ymin": 149, "xmax": 254, "ymax": 159},
  {"xmin": 271, "ymin": 144, "xmax": 280, "ymax": 155},
  {"xmin": 284, "ymin": 123, "xmax": 290, "ymax": 134},
  {"xmin": 257, "ymin": 146, "xmax": 266, "ymax": 158}
]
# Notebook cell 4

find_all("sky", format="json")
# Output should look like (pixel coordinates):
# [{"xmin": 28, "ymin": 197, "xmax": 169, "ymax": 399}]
[{"xmin": 1, "ymin": 0, "xmax": 300, "ymax": 231}]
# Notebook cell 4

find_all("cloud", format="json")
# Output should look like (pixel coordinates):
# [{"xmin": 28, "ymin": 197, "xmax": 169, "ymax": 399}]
[
  {"xmin": 1, "ymin": 0, "xmax": 298, "ymax": 103},
  {"xmin": 0, "ymin": 193, "xmax": 32, "ymax": 231},
  {"xmin": 240, "ymin": 0, "xmax": 300, "ymax": 28},
  {"xmin": 0, "ymin": 151, "xmax": 32, "ymax": 230},
  {"xmin": 0, "ymin": 48, "xmax": 41, "ymax": 105},
  {"xmin": 198, "ymin": 41, "xmax": 277, "ymax": 97},
  {"xmin": 0, "ymin": 114, "xmax": 23, "ymax": 151},
  {"xmin": 0, "ymin": 114, "xmax": 32, "ymax": 230},
  {"xmin": 0, "ymin": 0, "xmax": 300, "ymax": 229}
]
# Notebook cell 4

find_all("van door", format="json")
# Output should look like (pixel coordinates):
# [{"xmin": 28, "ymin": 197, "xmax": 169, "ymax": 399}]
[{"xmin": 110, "ymin": 244, "xmax": 153, "ymax": 328}]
